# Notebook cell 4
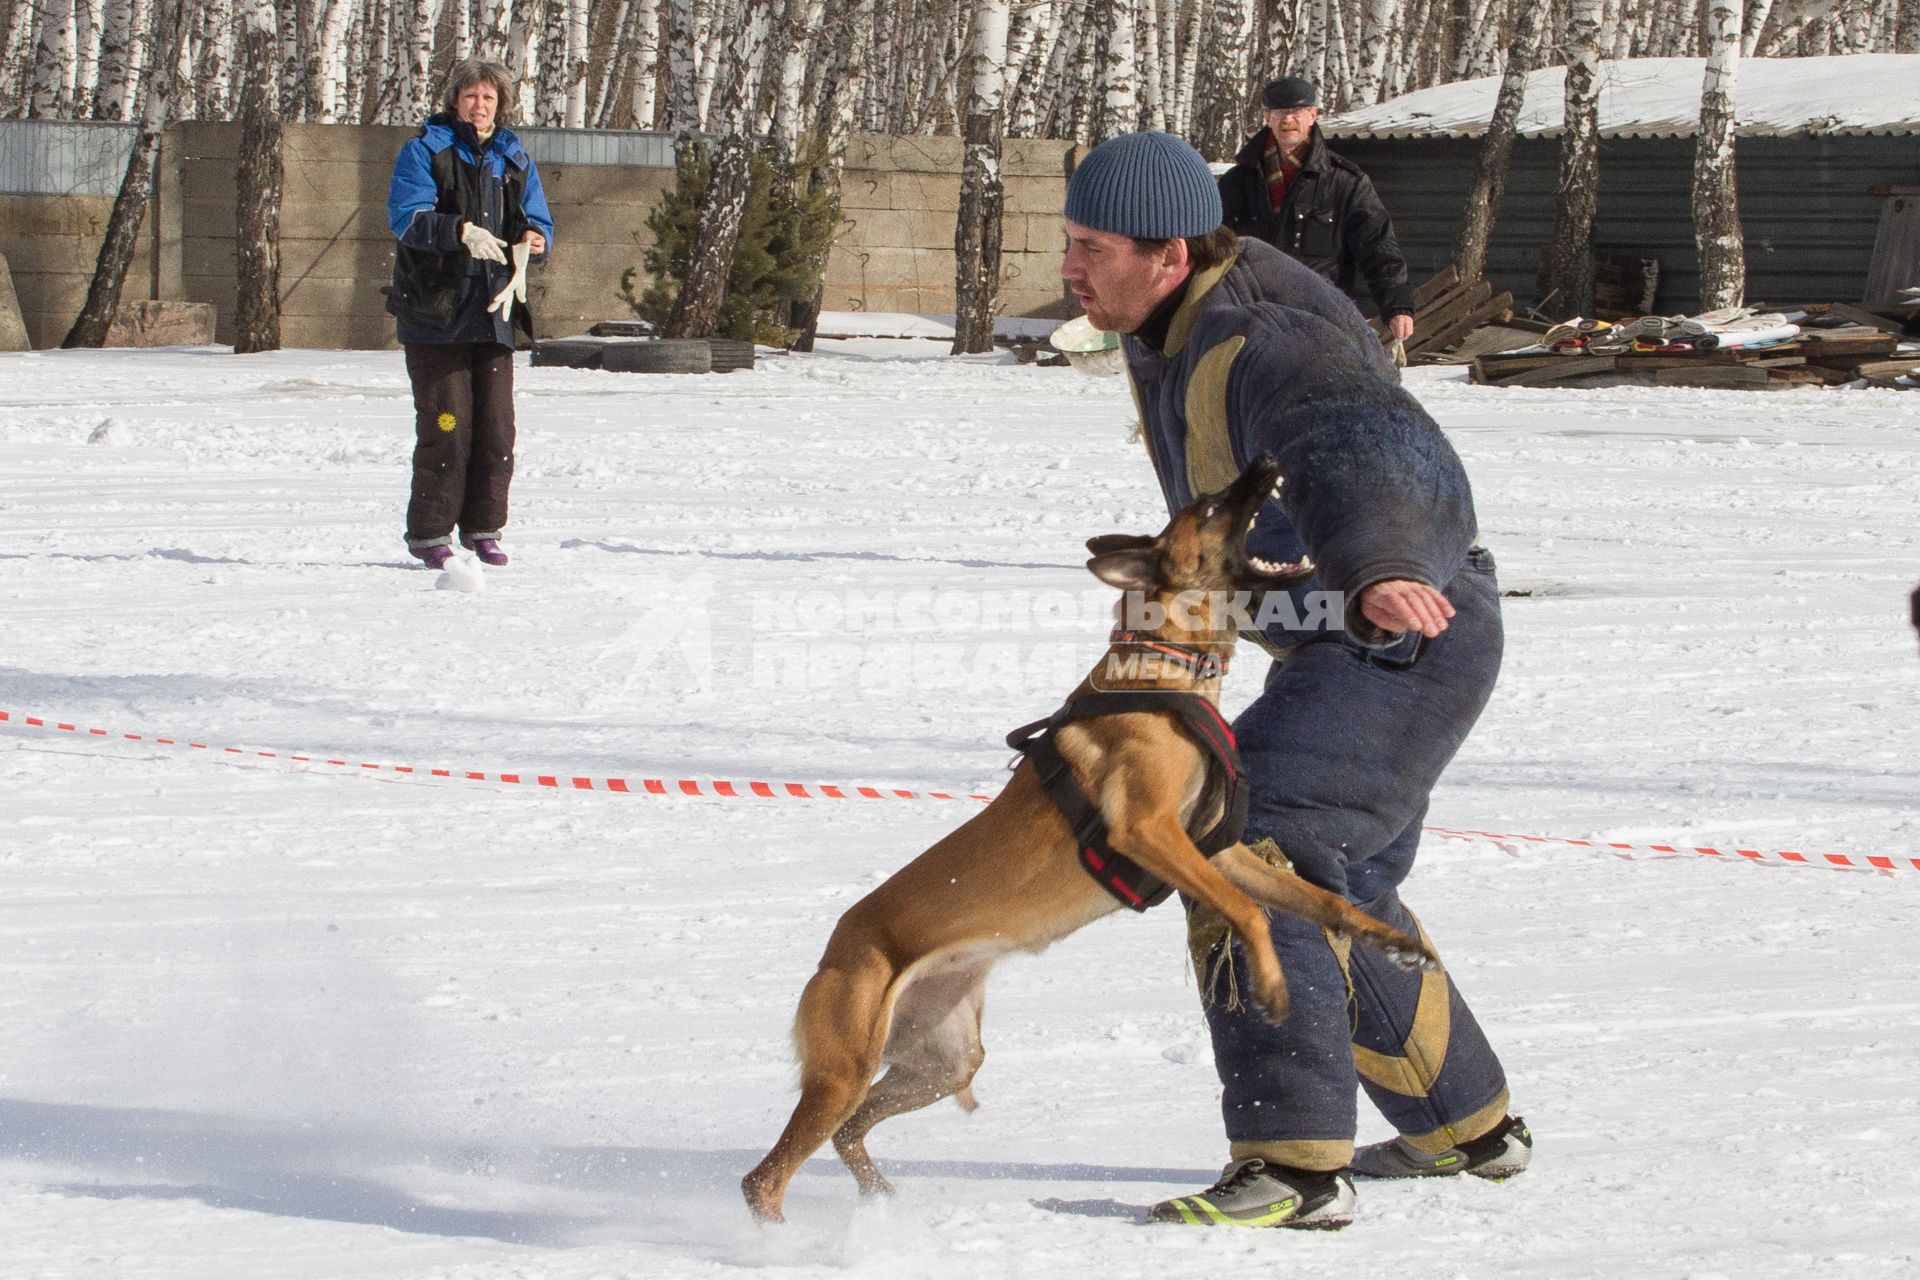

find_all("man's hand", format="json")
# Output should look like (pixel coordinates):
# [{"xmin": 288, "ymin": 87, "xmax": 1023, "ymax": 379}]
[
  {"xmin": 520, "ymin": 229, "xmax": 547, "ymax": 255},
  {"xmin": 460, "ymin": 220, "xmax": 509, "ymax": 263},
  {"xmin": 1386, "ymin": 313, "xmax": 1415, "ymax": 341},
  {"xmin": 1359, "ymin": 578, "xmax": 1453, "ymax": 638}
]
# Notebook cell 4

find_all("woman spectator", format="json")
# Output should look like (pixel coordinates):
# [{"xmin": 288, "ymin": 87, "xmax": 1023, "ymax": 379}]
[{"xmin": 386, "ymin": 58, "xmax": 554, "ymax": 570}]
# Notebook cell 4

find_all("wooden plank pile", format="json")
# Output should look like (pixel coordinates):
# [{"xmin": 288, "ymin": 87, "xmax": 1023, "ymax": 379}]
[
  {"xmin": 1369, "ymin": 266, "xmax": 1516, "ymax": 364},
  {"xmin": 1468, "ymin": 302, "xmax": 1920, "ymax": 392}
]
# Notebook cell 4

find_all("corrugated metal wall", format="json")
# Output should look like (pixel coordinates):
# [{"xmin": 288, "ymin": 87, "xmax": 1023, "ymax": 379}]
[
  {"xmin": 1330, "ymin": 134, "xmax": 1920, "ymax": 311},
  {"xmin": 0, "ymin": 121, "xmax": 137, "ymax": 196},
  {"xmin": 0, "ymin": 120, "xmax": 674, "ymax": 196}
]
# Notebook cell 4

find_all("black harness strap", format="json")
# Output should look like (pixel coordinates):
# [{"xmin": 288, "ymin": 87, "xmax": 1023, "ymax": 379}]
[{"xmin": 1005, "ymin": 690, "xmax": 1248, "ymax": 912}]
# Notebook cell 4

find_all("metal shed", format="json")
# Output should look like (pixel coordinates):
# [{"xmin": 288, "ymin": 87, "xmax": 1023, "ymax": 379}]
[{"xmin": 1318, "ymin": 55, "xmax": 1920, "ymax": 313}]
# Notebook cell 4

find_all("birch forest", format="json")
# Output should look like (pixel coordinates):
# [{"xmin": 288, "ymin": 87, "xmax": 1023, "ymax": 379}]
[{"xmin": 5, "ymin": 0, "xmax": 1919, "ymax": 139}]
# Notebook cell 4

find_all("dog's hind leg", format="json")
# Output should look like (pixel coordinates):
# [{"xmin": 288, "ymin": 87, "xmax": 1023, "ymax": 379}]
[
  {"xmin": 831, "ymin": 964, "xmax": 989, "ymax": 1197},
  {"xmin": 742, "ymin": 944, "xmax": 898, "ymax": 1223}
]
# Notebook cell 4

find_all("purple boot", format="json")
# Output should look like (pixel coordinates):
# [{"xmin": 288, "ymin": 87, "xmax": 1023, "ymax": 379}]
[
  {"xmin": 469, "ymin": 538, "xmax": 509, "ymax": 567},
  {"xmin": 412, "ymin": 544, "xmax": 453, "ymax": 570}
]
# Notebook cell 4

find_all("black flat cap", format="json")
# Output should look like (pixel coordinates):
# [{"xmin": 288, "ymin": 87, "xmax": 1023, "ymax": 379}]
[{"xmin": 1260, "ymin": 77, "xmax": 1318, "ymax": 109}]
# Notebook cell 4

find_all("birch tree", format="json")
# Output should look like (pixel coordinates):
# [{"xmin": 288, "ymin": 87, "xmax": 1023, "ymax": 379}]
[
  {"xmin": 663, "ymin": 1, "xmax": 766, "ymax": 338},
  {"xmin": 64, "ymin": 0, "xmax": 190, "ymax": 347},
  {"xmin": 952, "ymin": 0, "xmax": 1009, "ymax": 354},
  {"xmin": 28, "ymin": 0, "xmax": 77, "ymax": 117},
  {"xmin": 72, "ymin": 0, "xmax": 102, "ymax": 116},
  {"xmin": 1453, "ymin": 0, "xmax": 1548, "ymax": 282},
  {"xmin": 1097, "ymin": 0, "xmax": 1137, "ymax": 141},
  {"xmin": 1352, "ymin": 0, "xmax": 1395, "ymax": 105},
  {"xmin": 94, "ymin": 0, "xmax": 140, "ymax": 118},
  {"xmin": 1694, "ymin": 0, "xmax": 1746, "ymax": 309},
  {"xmin": 1539, "ymin": 0, "xmax": 1603, "ymax": 318},
  {"xmin": 234, "ymin": 0, "xmax": 283, "ymax": 353}
]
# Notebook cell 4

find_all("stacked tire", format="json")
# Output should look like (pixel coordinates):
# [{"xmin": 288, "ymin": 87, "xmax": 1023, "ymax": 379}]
[{"xmin": 531, "ymin": 335, "xmax": 755, "ymax": 374}]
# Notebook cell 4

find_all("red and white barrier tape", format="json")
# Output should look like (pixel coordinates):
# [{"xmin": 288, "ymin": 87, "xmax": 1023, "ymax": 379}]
[
  {"xmin": 7, "ymin": 708, "xmax": 1916, "ymax": 875},
  {"xmin": 1422, "ymin": 825, "xmax": 1920, "ymax": 876},
  {"xmin": 0, "ymin": 709, "xmax": 992, "ymax": 803}
]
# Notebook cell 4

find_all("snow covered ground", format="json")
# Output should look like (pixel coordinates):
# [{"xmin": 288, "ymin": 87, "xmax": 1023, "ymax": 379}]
[{"xmin": 3, "ymin": 341, "xmax": 1918, "ymax": 1279}]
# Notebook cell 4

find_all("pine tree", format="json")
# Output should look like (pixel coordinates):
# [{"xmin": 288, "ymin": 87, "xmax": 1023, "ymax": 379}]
[{"xmin": 626, "ymin": 144, "xmax": 840, "ymax": 345}]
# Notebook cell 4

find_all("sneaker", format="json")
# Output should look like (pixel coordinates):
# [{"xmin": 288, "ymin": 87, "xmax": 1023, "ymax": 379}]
[
  {"xmin": 468, "ymin": 538, "xmax": 508, "ymax": 567},
  {"xmin": 1348, "ymin": 1114, "xmax": 1532, "ymax": 1181},
  {"xmin": 1146, "ymin": 1159, "xmax": 1355, "ymax": 1230},
  {"xmin": 412, "ymin": 544, "xmax": 453, "ymax": 570}
]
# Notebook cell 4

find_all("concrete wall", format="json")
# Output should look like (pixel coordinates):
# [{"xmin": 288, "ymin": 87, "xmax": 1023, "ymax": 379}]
[
  {"xmin": 831, "ymin": 134, "xmax": 1077, "ymax": 320},
  {"xmin": 171, "ymin": 122, "xmax": 678, "ymax": 349},
  {"xmin": 0, "ymin": 193, "xmax": 158, "ymax": 348},
  {"xmin": 0, "ymin": 122, "xmax": 1076, "ymax": 350}
]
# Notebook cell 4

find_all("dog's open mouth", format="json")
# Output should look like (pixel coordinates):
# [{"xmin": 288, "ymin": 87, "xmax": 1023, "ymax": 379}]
[{"xmin": 1231, "ymin": 459, "xmax": 1313, "ymax": 586}]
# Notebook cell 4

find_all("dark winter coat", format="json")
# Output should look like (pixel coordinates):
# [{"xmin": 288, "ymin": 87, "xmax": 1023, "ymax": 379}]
[
  {"xmin": 386, "ymin": 114, "xmax": 555, "ymax": 347},
  {"xmin": 1121, "ymin": 237, "xmax": 1475, "ymax": 656},
  {"xmin": 1218, "ymin": 125, "xmax": 1414, "ymax": 320}
]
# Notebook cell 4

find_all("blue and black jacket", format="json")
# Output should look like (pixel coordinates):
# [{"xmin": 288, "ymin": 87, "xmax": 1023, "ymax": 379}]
[{"xmin": 386, "ymin": 114, "xmax": 555, "ymax": 346}]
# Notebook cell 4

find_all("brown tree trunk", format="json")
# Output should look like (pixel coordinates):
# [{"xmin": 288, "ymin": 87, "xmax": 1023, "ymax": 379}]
[
  {"xmin": 235, "ymin": 0, "xmax": 284, "ymax": 354},
  {"xmin": 64, "ymin": 0, "xmax": 189, "ymax": 348},
  {"xmin": 1453, "ymin": 0, "xmax": 1550, "ymax": 283},
  {"xmin": 663, "ymin": 133, "xmax": 754, "ymax": 339},
  {"xmin": 1538, "ymin": 0, "xmax": 1603, "ymax": 320}
]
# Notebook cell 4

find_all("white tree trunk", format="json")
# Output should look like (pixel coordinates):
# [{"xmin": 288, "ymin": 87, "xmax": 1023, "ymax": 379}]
[
  {"xmin": 1740, "ymin": 0, "xmax": 1774, "ymax": 53},
  {"xmin": 1541, "ymin": 0, "xmax": 1603, "ymax": 318},
  {"xmin": 29, "ymin": 0, "xmax": 77, "ymax": 117},
  {"xmin": 692, "ymin": 0, "xmax": 719, "ymax": 125},
  {"xmin": 1173, "ymin": 0, "xmax": 1205, "ymax": 133},
  {"xmin": 953, "ymin": 0, "xmax": 1009, "ymax": 354},
  {"xmin": 1694, "ymin": 0, "xmax": 1745, "ymax": 309},
  {"xmin": 664, "ymin": 0, "xmax": 702, "ymax": 129},
  {"xmin": 476, "ymin": 0, "xmax": 514, "ymax": 62},
  {"xmin": 628, "ymin": 0, "xmax": 662, "ymax": 126},
  {"xmin": 1352, "ymin": 0, "xmax": 1394, "ymax": 105},
  {"xmin": 767, "ymin": 0, "xmax": 819, "ymax": 151},
  {"xmin": 197, "ymin": 0, "xmax": 238, "ymax": 119},
  {"xmin": 315, "ymin": 0, "xmax": 354, "ymax": 120},
  {"xmin": 235, "ymin": 0, "xmax": 283, "ymax": 352},
  {"xmin": 1099, "ymin": 0, "xmax": 1138, "ymax": 141},
  {"xmin": 565, "ymin": 0, "xmax": 588, "ymax": 124},
  {"xmin": 404, "ymin": 0, "xmax": 444, "ymax": 121},
  {"xmin": 70, "ymin": 0, "xmax": 101, "ymax": 117},
  {"xmin": 538, "ymin": 0, "xmax": 569, "ymax": 123},
  {"xmin": 95, "ymin": 0, "xmax": 138, "ymax": 117}
]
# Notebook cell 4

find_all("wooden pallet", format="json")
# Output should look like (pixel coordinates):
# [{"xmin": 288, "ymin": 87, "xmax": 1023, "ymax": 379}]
[
  {"xmin": 1369, "ymin": 266, "xmax": 1517, "ymax": 364},
  {"xmin": 1470, "ymin": 330, "xmax": 1907, "ymax": 390}
]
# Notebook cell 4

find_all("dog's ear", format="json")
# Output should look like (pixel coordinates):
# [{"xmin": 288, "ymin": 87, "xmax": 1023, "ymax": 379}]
[
  {"xmin": 1086, "ymin": 533, "xmax": 1155, "ymax": 556},
  {"xmin": 1087, "ymin": 547, "xmax": 1160, "ymax": 592}
]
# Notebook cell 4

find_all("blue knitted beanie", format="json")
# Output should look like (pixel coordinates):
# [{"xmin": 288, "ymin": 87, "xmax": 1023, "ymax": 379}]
[{"xmin": 1062, "ymin": 132, "xmax": 1223, "ymax": 239}]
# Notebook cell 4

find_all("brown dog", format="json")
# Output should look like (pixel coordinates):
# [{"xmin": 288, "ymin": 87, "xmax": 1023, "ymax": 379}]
[{"xmin": 741, "ymin": 455, "xmax": 1438, "ymax": 1223}]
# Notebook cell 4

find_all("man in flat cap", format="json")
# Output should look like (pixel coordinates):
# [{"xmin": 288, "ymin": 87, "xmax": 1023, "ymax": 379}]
[
  {"xmin": 1219, "ymin": 76, "xmax": 1416, "ymax": 342},
  {"xmin": 1058, "ymin": 132, "xmax": 1526, "ymax": 1231}
]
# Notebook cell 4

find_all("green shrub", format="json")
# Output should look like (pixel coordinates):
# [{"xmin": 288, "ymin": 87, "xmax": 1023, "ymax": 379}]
[{"xmin": 622, "ymin": 141, "xmax": 840, "ymax": 347}]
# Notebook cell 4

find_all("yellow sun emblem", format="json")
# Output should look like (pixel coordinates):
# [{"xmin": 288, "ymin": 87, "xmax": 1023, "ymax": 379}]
[{"xmin": 436, "ymin": 412, "xmax": 457, "ymax": 433}]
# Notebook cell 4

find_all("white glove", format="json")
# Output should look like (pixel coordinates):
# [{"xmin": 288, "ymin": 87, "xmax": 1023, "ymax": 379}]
[
  {"xmin": 488, "ymin": 240, "xmax": 531, "ymax": 319},
  {"xmin": 459, "ymin": 220, "xmax": 509, "ymax": 263}
]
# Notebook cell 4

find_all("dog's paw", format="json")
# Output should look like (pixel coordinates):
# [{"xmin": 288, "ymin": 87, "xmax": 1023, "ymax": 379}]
[{"xmin": 1381, "ymin": 940, "xmax": 1441, "ymax": 973}]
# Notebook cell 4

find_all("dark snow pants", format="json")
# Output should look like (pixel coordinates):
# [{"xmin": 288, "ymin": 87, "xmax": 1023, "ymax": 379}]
[
  {"xmin": 404, "ymin": 342, "xmax": 516, "ymax": 549},
  {"xmin": 1187, "ymin": 546, "xmax": 1510, "ymax": 1171}
]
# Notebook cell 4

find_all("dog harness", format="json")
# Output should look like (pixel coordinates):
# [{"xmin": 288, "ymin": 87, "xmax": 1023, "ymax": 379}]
[{"xmin": 1004, "ymin": 643, "xmax": 1247, "ymax": 912}]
